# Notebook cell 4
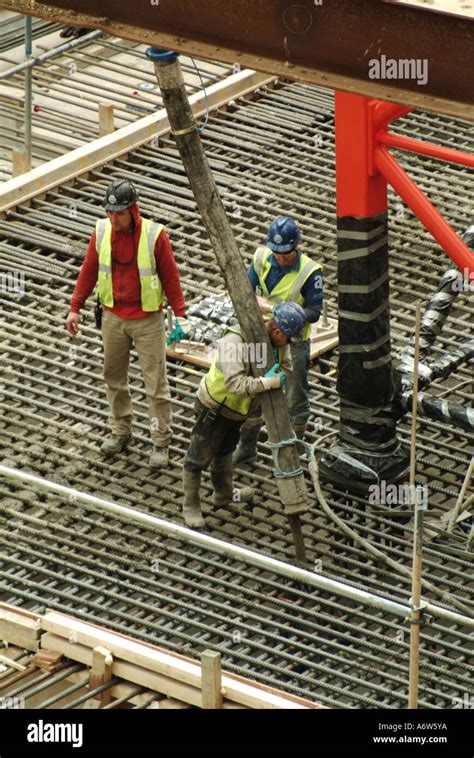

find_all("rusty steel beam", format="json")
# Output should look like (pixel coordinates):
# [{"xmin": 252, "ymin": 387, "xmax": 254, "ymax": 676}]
[{"xmin": 1, "ymin": 0, "xmax": 473, "ymax": 121}]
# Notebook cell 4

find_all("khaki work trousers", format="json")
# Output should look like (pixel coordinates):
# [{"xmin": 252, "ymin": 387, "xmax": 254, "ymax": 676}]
[{"xmin": 101, "ymin": 309, "xmax": 171, "ymax": 446}]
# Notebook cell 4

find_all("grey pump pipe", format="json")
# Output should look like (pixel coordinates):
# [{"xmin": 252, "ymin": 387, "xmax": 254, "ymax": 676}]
[{"xmin": 0, "ymin": 464, "xmax": 472, "ymax": 630}]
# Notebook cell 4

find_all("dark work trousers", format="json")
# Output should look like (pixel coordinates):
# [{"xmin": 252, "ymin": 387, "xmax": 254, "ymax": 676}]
[
  {"xmin": 184, "ymin": 398, "xmax": 245, "ymax": 473},
  {"xmin": 285, "ymin": 338, "xmax": 311, "ymax": 426}
]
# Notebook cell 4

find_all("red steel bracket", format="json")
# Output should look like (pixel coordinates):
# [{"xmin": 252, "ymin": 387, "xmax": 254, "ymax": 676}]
[{"xmin": 336, "ymin": 91, "xmax": 474, "ymax": 279}]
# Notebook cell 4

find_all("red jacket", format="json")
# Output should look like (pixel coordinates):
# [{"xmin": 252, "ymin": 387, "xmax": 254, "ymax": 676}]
[{"xmin": 70, "ymin": 204, "xmax": 186, "ymax": 320}]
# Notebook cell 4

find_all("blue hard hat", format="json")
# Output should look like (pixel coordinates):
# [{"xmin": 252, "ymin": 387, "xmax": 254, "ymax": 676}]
[
  {"xmin": 272, "ymin": 302, "xmax": 307, "ymax": 340},
  {"xmin": 266, "ymin": 216, "xmax": 301, "ymax": 253}
]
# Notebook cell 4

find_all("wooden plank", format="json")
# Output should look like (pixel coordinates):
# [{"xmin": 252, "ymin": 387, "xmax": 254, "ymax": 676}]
[
  {"xmin": 43, "ymin": 634, "xmax": 248, "ymax": 709},
  {"xmin": 41, "ymin": 612, "xmax": 318, "ymax": 708},
  {"xmin": 0, "ymin": 605, "xmax": 41, "ymax": 650},
  {"xmin": 0, "ymin": 69, "xmax": 275, "ymax": 213},
  {"xmin": 42, "ymin": 613, "xmax": 205, "ymax": 689},
  {"xmin": 0, "ymin": 602, "xmax": 41, "ymax": 623},
  {"xmin": 0, "ymin": 653, "xmax": 27, "ymax": 672},
  {"xmin": 167, "ymin": 317, "xmax": 338, "ymax": 368},
  {"xmin": 65, "ymin": 671, "xmax": 242, "ymax": 708},
  {"xmin": 201, "ymin": 650, "xmax": 223, "ymax": 709},
  {"xmin": 153, "ymin": 697, "xmax": 191, "ymax": 709},
  {"xmin": 166, "ymin": 342, "xmax": 217, "ymax": 369},
  {"xmin": 310, "ymin": 317, "xmax": 339, "ymax": 358},
  {"xmin": 99, "ymin": 102, "xmax": 115, "ymax": 137},
  {"xmin": 89, "ymin": 646, "xmax": 113, "ymax": 706},
  {"xmin": 41, "ymin": 633, "xmax": 205, "ymax": 708},
  {"xmin": 168, "ymin": 288, "xmax": 337, "ymax": 367},
  {"xmin": 0, "ymin": 664, "xmax": 36, "ymax": 690},
  {"xmin": 11, "ymin": 149, "xmax": 30, "ymax": 178},
  {"xmin": 30, "ymin": 649, "xmax": 64, "ymax": 672},
  {"xmin": 128, "ymin": 691, "xmax": 163, "ymax": 708}
]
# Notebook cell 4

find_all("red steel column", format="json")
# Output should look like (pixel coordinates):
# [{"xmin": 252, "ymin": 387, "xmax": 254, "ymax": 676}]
[{"xmin": 319, "ymin": 92, "xmax": 409, "ymax": 491}]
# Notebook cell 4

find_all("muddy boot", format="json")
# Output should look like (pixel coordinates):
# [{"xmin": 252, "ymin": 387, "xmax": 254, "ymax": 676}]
[
  {"xmin": 182, "ymin": 468, "xmax": 205, "ymax": 528},
  {"xmin": 211, "ymin": 454, "xmax": 254, "ymax": 506},
  {"xmin": 100, "ymin": 434, "xmax": 131, "ymax": 458},
  {"xmin": 293, "ymin": 422, "xmax": 307, "ymax": 440},
  {"xmin": 232, "ymin": 424, "xmax": 261, "ymax": 467},
  {"xmin": 150, "ymin": 445, "xmax": 169, "ymax": 469}
]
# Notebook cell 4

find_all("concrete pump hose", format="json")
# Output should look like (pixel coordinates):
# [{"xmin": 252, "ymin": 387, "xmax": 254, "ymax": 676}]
[{"xmin": 308, "ymin": 440, "xmax": 472, "ymax": 618}]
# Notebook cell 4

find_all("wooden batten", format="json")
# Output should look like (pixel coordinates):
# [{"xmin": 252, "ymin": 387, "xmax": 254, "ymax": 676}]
[
  {"xmin": 40, "ymin": 611, "xmax": 321, "ymax": 709},
  {"xmin": 201, "ymin": 650, "xmax": 223, "ymax": 709},
  {"xmin": 0, "ymin": 69, "xmax": 275, "ymax": 213},
  {"xmin": 41, "ymin": 633, "xmax": 208, "ymax": 709},
  {"xmin": 167, "ymin": 316, "xmax": 339, "ymax": 368},
  {"xmin": 0, "ymin": 603, "xmax": 41, "ymax": 651},
  {"xmin": 98, "ymin": 102, "xmax": 115, "ymax": 137}
]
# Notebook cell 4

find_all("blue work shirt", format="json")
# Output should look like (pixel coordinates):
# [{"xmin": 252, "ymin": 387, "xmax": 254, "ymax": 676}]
[{"xmin": 248, "ymin": 249, "xmax": 323, "ymax": 323}]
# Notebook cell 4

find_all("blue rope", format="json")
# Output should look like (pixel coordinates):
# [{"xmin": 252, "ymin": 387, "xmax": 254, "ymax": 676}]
[
  {"xmin": 267, "ymin": 436, "xmax": 312, "ymax": 478},
  {"xmin": 190, "ymin": 57, "xmax": 209, "ymax": 133}
]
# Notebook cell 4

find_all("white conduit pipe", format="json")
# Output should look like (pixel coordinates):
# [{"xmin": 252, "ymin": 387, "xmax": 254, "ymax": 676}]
[{"xmin": 0, "ymin": 464, "xmax": 472, "ymax": 629}]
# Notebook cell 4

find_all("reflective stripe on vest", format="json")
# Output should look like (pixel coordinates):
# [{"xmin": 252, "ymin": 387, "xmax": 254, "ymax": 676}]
[
  {"xmin": 253, "ymin": 246, "xmax": 322, "ymax": 341},
  {"xmin": 205, "ymin": 327, "xmax": 283, "ymax": 418},
  {"xmin": 95, "ymin": 217, "xmax": 165, "ymax": 311}
]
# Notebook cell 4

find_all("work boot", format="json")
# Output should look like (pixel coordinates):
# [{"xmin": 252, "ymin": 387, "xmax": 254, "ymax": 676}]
[
  {"xmin": 182, "ymin": 469, "xmax": 205, "ymax": 528},
  {"xmin": 100, "ymin": 434, "xmax": 131, "ymax": 458},
  {"xmin": 211, "ymin": 454, "xmax": 254, "ymax": 506},
  {"xmin": 293, "ymin": 422, "xmax": 307, "ymax": 440},
  {"xmin": 149, "ymin": 445, "xmax": 169, "ymax": 469},
  {"xmin": 232, "ymin": 424, "xmax": 261, "ymax": 467}
]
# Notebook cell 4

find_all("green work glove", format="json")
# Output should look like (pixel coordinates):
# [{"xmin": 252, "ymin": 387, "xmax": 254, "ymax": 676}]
[
  {"xmin": 261, "ymin": 362, "xmax": 286, "ymax": 389},
  {"xmin": 265, "ymin": 362, "xmax": 286, "ymax": 384},
  {"xmin": 167, "ymin": 318, "xmax": 189, "ymax": 346},
  {"xmin": 264, "ymin": 362, "xmax": 281, "ymax": 378}
]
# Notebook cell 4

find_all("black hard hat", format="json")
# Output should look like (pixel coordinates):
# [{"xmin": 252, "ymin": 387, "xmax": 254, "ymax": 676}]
[{"xmin": 104, "ymin": 179, "xmax": 139, "ymax": 211}]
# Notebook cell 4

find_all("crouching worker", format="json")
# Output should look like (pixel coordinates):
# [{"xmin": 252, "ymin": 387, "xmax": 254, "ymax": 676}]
[{"xmin": 182, "ymin": 303, "xmax": 307, "ymax": 528}]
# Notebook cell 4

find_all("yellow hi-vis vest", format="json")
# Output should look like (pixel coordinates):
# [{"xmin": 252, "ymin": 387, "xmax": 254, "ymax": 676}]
[
  {"xmin": 253, "ymin": 246, "xmax": 322, "ymax": 341},
  {"xmin": 95, "ymin": 217, "xmax": 165, "ymax": 311},
  {"xmin": 205, "ymin": 327, "xmax": 283, "ymax": 418}
]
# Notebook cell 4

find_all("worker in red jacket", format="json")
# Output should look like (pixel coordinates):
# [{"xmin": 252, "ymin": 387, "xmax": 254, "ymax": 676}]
[{"xmin": 66, "ymin": 178, "xmax": 188, "ymax": 468}]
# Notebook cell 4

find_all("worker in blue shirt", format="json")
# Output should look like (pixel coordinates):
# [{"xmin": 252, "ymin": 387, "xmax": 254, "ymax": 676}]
[{"xmin": 233, "ymin": 215, "xmax": 324, "ymax": 465}]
